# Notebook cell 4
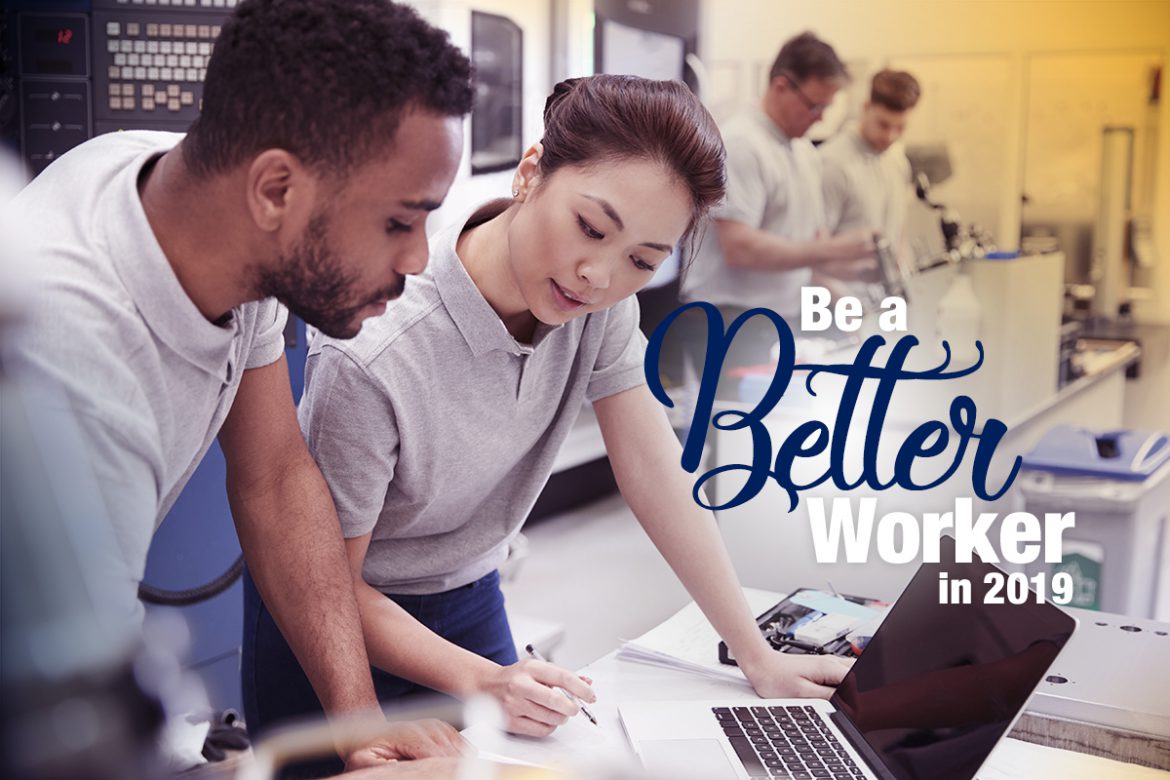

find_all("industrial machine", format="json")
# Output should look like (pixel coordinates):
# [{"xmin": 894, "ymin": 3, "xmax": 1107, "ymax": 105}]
[{"xmin": 4, "ymin": 1, "xmax": 238, "ymax": 174}]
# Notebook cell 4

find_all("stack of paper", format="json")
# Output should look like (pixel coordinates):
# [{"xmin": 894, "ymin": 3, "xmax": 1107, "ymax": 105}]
[{"xmin": 616, "ymin": 589, "xmax": 783, "ymax": 686}]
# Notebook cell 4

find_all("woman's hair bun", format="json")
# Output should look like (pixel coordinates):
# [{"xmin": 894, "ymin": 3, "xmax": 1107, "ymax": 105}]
[{"xmin": 543, "ymin": 77, "xmax": 584, "ymax": 124}]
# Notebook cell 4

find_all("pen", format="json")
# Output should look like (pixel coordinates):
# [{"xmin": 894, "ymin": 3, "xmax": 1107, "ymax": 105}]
[{"xmin": 524, "ymin": 643, "xmax": 598, "ymax": 726}]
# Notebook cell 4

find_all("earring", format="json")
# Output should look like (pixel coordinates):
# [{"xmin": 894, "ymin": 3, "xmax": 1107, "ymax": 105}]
[{"xmin": 512, "ymin": 187, "xmax": 520, "ymax": 198}]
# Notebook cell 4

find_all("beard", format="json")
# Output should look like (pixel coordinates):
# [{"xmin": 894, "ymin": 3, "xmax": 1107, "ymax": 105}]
[{"xmin": 260, "ymin": 212, "xmax": 404, "ymax": 340}]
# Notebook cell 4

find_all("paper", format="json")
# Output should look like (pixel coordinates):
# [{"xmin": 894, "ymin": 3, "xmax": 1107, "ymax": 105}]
[
  {"xmin": 616, "ymin": 589, "xmax": 782, "ymax": 684},
  {"xmin": 463, "ymin": 704, "xmax": 631, "ymax": 773},
  {"xmin": 977, "ymin": 738, "xmax": 1169, "ymax": 779}
]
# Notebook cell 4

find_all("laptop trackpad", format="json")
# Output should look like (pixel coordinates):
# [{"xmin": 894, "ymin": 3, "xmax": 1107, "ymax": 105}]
[{"xmin": 639, "ymin": 739, "xmax": 739, "ymax": 779}]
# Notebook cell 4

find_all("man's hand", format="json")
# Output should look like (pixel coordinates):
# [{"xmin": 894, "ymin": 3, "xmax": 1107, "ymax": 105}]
[
  {"xmin": 740, "ymin": 652, "xmax": 855, "ymax": 700},
  {"xmin": 340, "ymin": 757, "xmax": 527, "ymax": 780},
  {"xmin": 343, "ymin": 719, "xmax": 469, "ymax": 771},
  {"xmin": 823, "ymin": 226, "xmax": 877, "ymax": 262},
  {"xmin": 338, "ymin": 757, "xmax": 463, "ymax": 779}
]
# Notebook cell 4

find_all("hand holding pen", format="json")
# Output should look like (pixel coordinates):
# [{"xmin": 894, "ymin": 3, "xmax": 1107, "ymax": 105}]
[
  {"xmin": 481, "ymin": 645, "xmax": 598, "ymax": 736},
  {"xmin": 525, "ymin": 644, "xmax": 598, "ymax": 726}
]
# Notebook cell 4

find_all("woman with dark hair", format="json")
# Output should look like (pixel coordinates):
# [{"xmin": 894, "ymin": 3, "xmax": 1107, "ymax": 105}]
[{"xmin": 244, "ymin": 74, "xmax": 852, "ymax": 741}]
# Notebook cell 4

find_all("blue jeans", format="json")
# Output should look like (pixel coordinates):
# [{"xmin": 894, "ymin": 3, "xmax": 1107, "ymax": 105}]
[{"xmin": 241, "ymin": 567, "xmax": 517, "ymax": 777}]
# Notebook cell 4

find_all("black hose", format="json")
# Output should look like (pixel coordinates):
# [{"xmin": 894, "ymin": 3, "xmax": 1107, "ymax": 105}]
[{"xmin": 138, "ymin": 554, "xmax": 244, "ymax": 606}]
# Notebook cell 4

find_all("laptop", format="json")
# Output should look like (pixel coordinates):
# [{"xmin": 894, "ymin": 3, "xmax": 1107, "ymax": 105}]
[{"xmin": 620, "ymin": 536, "xmax": 1077, "ymax": 780}]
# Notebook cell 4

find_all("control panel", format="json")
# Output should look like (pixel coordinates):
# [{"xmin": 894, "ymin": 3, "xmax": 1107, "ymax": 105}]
[{"xmin": 8, "ymin": 0, "xmax": 238, "ymax": 174}]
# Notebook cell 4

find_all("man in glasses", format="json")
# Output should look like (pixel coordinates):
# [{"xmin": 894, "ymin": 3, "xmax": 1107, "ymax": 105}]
[{"xmin": 680, "ymin": 32, "xmax": 876, "ymax": 384}]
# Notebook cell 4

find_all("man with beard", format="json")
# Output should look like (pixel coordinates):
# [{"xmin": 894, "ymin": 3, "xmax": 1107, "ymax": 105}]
[{"xmin": 0, "ymin": 0, "xmax": 471, "ymax": 772}]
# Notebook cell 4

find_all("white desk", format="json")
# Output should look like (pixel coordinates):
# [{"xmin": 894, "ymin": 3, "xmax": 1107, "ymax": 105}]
[
  {"xmin": 463, "ymin": 621, "xmax": 1167, "ymax": 779},
  {"xmin": 460, "ymin": 589, "xmax": 1165, "ymax": 776},
  {"xmin": 463, "ymin": 647, "xmax": 778, "ymax": 773}
]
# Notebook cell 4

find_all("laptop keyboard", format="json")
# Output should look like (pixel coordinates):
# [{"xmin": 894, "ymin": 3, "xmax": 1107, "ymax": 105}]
[{"xmin": 713, "ymin": 705, "xmax": 865, "ymax": 779}]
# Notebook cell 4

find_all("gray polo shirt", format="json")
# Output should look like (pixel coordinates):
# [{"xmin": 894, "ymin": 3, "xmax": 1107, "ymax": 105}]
[
  {"xmin": 298, "ymin": 203, "xmax": 647, "ymax": 595},
  {"xmin": 681, "ymin": 108, "xmax": 825, "ymax": 317},
  {"xmin": 1, "ymin": 131, "xmax": 287, "ymax": 630},
  {"xmin": 819, "ymin": 124, "xmax": 912, "ymax": 246}
]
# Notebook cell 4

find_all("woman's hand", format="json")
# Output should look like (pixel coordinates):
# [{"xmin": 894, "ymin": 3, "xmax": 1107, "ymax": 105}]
[
  {"xmin": 739, "ymin": 651, "xmax": 855, "ymax": 700},
  {"xmin": 480, "ymin": 659, "xmax": 596, "ymax": 737}
]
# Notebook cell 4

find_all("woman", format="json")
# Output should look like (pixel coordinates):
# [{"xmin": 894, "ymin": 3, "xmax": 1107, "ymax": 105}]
[{"xmin": 243, "ymin": 74, "xmax": 851, "ymax": 743}]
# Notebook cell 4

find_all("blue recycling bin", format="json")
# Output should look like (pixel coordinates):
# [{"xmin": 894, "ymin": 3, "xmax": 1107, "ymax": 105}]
[{"xmin": 1017, "ymin": 427, "xmax": 1170, "ymax": 617}]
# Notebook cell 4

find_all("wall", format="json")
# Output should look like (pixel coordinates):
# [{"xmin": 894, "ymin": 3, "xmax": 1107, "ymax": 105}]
[
  {"xmin": 409, "ymin": 0, "xmax": 554, "ymax": 228},
  {"xmin": 698, "ymin": 0, "xmax": 1170, "ymax": 323}
]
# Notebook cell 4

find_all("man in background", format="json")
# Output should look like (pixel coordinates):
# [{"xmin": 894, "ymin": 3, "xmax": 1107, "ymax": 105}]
[
  {"xmin": 680, "ymin": 31, "xmax": 876, "ymax": 381},
  {"xmin": 820, "ymin": 68, "xmax": 922, "ymax": 267}
]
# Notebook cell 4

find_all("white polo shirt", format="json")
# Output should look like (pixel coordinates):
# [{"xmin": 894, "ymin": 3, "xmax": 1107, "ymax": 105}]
[
  {"xmin": 681, "ymin": 108, "xmax": 825, "ymax": 317},
  {"xmin": 819, "ymin": 124, "xmax": 912, "ymax": 247},
  {"xmin": 298, "ymin": 202, "xmax": 647, "ymax": 594},
  {"xmin": 1, "ymin": 131, "xmax": 287, "ymax": 628}
]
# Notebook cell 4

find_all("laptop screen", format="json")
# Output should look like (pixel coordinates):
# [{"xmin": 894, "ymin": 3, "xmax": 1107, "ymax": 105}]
[{"xmin": 829, "ymin": 535, "xmax": 1076, "ymax": 780}]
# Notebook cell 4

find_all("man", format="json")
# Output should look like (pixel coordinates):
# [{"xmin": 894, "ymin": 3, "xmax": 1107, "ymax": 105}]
[
  {"xmin": 820, "ymin": 69, "xmax": 921, "ymax": 265},
  {"xmin": 680, "ymin": 32, "xmax": 875, "ymax": 379},
  {"xmin": 0, "ymin": 0, "xmax": 471, "ymax": 772}
]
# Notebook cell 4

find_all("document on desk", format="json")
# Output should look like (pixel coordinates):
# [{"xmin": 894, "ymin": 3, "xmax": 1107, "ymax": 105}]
[
  {"xmin": 978, "ymin": 738, "xmax": 1169, "ymax": 779},
  {"xmin": 463, "ymin": 704, "xmax": 631, "ymax": 772},
  {"xmin": 616, "ymin": 589, "xmax": 782, "ymax": 685}
]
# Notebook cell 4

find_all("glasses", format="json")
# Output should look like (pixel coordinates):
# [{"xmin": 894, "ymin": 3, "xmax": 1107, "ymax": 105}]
[{"xmin": 780, "ymin": 72, "xmax": 831, "ymax": 114}]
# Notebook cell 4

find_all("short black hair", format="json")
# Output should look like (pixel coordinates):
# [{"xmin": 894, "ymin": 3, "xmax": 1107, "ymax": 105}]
[
  {"xmin": 768, "ymin": 31, "xmax": 848, "ymax": 85},
  {"xmin": 184, "ymin": 0, "xmax": 473, "ymax": 178}
]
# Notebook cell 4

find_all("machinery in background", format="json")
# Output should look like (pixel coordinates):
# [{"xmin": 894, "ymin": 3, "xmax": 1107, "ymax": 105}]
[
  {"xmin": 469, "ymin": 10, "xmax": 522, "ymax": 175},
  {"xmin": 594, "ymin": 0, "xmax": 698, "ymax": 90},
  {"xmin": 1022, "ymin": 64, "xmax": 1162, "ymax": 327},
  {"xmin": 4, "ymin": 0, "xmax": 235, "ymax": 176},
  {"xmin": 1083, "ymin": 125, "xmax": 1160, "ymax": 322},
  {"xmin": 906, "ymin": 146, "xmax": 999, "ymax": 270}
]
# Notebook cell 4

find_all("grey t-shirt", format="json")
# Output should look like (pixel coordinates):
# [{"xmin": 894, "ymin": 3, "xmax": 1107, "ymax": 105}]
[
  {"xmin": 1, "ymin": 131, "xmax": 288, "ymax": 629},
  {"xmin": 819, "ymin": 125, "xmax": 912, "ymax": 247},
  {"xmin": 681, "ymin": 108, "xmax": 825, "ymax": 316},
  {"xmin": 298, "ymin": 204, "xmax": 647, "ymax": 594}
]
